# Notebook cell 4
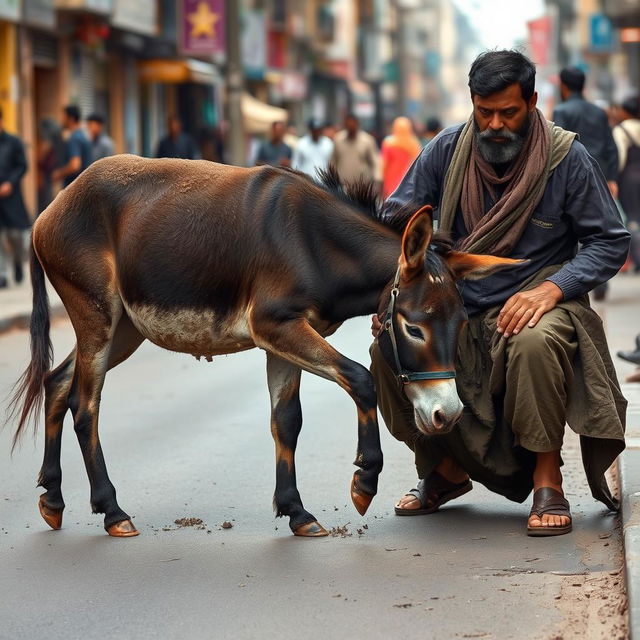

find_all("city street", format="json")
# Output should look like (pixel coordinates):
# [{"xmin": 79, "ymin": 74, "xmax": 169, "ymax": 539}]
[{"xmin": 1, "ymin": 275, "xmax": 637, "ymax": 640}]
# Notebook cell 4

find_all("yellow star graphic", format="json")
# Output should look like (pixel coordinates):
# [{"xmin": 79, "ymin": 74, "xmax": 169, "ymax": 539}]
[{"xmin": 188, "ymin": 1, "xmax": 219, "ymax": 39}]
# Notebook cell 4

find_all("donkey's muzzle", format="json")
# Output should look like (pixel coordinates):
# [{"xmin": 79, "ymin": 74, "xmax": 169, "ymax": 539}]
[{"xmin": 404, "ymin": 380, "xmax": 463, "ymax": 435}]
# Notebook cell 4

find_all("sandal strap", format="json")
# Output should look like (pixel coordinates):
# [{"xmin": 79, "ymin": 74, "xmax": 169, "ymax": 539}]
[
  {"xmin": 405, "ymin": 473, "xmax": 470, "ymax": 509},
  {"xmin": 529, "ymin": 487, "xmax": 571, "ymax": 518}
]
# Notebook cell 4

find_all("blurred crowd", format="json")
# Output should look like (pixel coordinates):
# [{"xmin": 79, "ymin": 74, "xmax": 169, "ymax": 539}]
[{"xmin": 0, "ymin": 70, "xmax": 639, "ymax": 295}]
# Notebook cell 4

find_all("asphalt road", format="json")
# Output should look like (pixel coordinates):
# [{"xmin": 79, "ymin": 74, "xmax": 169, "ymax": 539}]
[{"xmin": 0, "ymin": 284, "xmax": 633, "ymax": 639}]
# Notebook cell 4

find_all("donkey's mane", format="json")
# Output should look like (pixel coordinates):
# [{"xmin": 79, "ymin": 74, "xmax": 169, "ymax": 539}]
[{"xmin": 314, "ymin": 166, "xmax": 452, "ymax": 258}]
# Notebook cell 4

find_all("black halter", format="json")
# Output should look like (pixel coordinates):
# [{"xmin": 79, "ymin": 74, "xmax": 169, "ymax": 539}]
[{"xmin": 381, "ymin": 266, "xmax": 457, "ymax": 386}]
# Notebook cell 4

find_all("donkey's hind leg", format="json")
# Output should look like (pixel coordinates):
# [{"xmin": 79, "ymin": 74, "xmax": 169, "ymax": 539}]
[
  {"xmin": 66, "ymin": 301, "xmax": 144, "ymax": 537},
  {"xmin": 266, "ymin": 353, "xmax": 328, "ymax": 537},
  {"xmin": 37, "ymin": 349, "xmax": 76, "ymax": 530}
]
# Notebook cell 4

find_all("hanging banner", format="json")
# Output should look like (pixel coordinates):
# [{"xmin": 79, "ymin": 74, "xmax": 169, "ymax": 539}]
[
  {"xmin": 527, "ymin": 15, "xmax": 552, "ymax": 66},
  {"xmin": 179, "ymin": 0, "xmax": 225, "ymax": 56}
]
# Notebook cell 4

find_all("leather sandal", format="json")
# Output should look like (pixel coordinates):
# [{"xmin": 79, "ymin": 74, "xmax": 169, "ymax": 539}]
[
  {"xmin": 527, "ymin": 487, "xmax": 572, "ymax": 537},
  {"xmin": 394, "ymin": 471, "xmax": 473, "ymax": 516}
]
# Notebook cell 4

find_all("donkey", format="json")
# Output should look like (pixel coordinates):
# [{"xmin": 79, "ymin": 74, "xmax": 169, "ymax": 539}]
[{"xmin": 9, "ymin": 156, "xmax": 519, "ymax": 538}]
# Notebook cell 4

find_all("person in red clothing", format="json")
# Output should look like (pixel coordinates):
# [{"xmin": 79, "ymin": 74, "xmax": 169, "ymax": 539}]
[{"xmin": 381, "ymin": 117, "xmax": 422, "ymax": 199}]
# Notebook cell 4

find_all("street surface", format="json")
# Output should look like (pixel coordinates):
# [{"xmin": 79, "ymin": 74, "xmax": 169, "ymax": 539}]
[{"xmin": 1, "ymin": 274, "xmax": 637, "ymax": 640}]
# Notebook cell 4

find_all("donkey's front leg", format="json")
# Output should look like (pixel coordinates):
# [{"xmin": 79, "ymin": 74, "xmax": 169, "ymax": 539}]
[
  {"xmin": 254, "ymin": 316, "xmax": 383, "ymax": 520},
  {"xmin": 266, "ymin": 353, "xmax": 327, "ymax": 537}
]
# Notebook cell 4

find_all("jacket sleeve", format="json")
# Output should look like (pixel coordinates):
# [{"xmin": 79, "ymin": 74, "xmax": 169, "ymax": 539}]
[
  {"xmin": 546, "ymin": 150, "xmax": 630, "ymax": 299},
  {"xmin": 6, "ymin": 137, "xmax": 27, "ymax": 186}
]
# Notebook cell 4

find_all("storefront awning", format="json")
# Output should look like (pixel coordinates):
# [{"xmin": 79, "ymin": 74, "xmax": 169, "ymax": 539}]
[
  {"xmin": 138, "ymin": 59, "xmax": 221, "ymax": 85},
  {"xmin": 241, "ymin": 92, "xmax": 288, "ymax": 135}
]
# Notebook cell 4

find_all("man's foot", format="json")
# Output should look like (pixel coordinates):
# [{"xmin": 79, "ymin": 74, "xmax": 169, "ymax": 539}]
[
  {"xmin": 527, "ymin": 487, "xmax": 572, "ymax": 536},
  {"xmin": 395, "ymin": 471, "xmax": 472, "ymax": 515}
]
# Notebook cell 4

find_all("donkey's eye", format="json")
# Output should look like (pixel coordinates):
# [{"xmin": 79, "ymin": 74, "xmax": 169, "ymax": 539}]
[{"xmin": 406, "ymin": 325, "xmax": 424, "ymax": 340}]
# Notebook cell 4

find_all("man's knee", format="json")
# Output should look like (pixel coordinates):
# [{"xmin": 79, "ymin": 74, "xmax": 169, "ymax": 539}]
[{"xmin": 506, "ymin": 309, "xmax": 574, "ymax": 364}]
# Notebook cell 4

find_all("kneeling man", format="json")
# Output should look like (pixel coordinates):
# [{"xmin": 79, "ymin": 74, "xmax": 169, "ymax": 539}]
[{"xmin": 372, "ymin": 50, "xmax": 629, "ymax": 536}]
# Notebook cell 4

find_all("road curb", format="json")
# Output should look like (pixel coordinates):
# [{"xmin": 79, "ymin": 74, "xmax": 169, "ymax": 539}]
[
  {"xmin": 621, "ymin": 384, "xmax": 640, "ymax": 639},
  {"xmin": 0, "ymin": 303, "xmax": 67, "ymax": 335}
]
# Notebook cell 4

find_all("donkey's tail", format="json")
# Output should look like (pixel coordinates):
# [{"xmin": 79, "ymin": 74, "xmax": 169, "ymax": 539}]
[{"xmin": 6, "ymin": 236, "xmax": 53, "ymax": 451}]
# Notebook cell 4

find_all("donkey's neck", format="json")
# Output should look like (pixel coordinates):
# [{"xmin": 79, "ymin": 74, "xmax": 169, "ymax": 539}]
[{"xmin": 323, "ymin": 221, "xmax": 401, "ymax": 323}]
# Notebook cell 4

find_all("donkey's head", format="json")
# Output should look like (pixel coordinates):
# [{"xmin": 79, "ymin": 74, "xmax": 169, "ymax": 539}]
[{"xmin": 377, "ymin": 205, "xmax": 523, "ymax": 436}]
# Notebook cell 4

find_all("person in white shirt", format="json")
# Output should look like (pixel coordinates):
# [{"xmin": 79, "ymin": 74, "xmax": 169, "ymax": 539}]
[{"xmin": 292, "ymin": 119, "xmax": 334, "ymax": 180}]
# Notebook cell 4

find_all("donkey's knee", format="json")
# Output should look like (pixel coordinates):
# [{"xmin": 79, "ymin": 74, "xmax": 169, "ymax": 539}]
[{"xmin": 337, "ymin": 357, "xmax": 377, "ymax": 411}]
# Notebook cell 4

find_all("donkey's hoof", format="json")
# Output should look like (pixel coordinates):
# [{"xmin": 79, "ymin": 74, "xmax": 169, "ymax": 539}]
[
  {"xmin": 293, "ymin": 521, "xmax": 328, "ymax": 537},
  {"xmin": 38, "ymin": 495, "xmax": 63, "ymax": 530},
  {"xmin": 351, "ymin": 475, "xmax": 374, "ymax": 516},
  {"xmin": 106, "ymin": 519, "xmax": 139, "ymax": 537}
]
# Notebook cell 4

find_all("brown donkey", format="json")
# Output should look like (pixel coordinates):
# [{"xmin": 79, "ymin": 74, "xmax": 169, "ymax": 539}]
[{"xmin": 9, "ymin": 156, "xmax": 520, "ymax": 538}]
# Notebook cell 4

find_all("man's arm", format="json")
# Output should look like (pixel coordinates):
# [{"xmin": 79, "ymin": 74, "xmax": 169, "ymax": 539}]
[
  {"xmin": 53, "ymin": 136, "xmax": 82, "ymax": 181},
  {"xmin": 497, "ymin": 146, "xmax": 629, "ymax": 337}
]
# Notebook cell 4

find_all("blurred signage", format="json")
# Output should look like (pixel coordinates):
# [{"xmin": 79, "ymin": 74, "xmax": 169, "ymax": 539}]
[
  {"xmin": 179, "ymin": 0, "xmax": 225, "ymax": 56},
  {"xmin": 23, "ymin": 0, "xmax": 55, "ymax": 29},
  {"xmin": 242, "ymin": 9, "xmax": 266, "ymax": 78},
  {"xmin": 279, "ymin": 71, "xmax": 307, "ymax": 100},
  {"xmin": 590, "ymin": 13, "xmax": 614, "ymax": 52},
  {"xmin": 620, "ymin": 28, "xmax": 640, "ymax": 43},
  {"xmin": 54, "ymin": 0, "xmax": 112, "ymax": 14},
  {"xmin": 0, "ymin": 0, "xmax": 20, "ymax": 21},
  {"xmin": 527, "ymin": 16, "xmax": 552, "ymax": 65},
  {"xmin": 112, "ymin": 0, "xmax": 157, "ymax": 36}
]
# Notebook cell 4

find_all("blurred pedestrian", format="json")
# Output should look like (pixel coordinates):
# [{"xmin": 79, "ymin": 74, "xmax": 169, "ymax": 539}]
[
  {"xmin": 0, "ymin": 107, "xmax": 30, "ymax": 288},
  {"xmin": 86, "ymin": 113, "xmax": 115, "ymax": 162},
  {"xmin": 36, "ymin": 118, "xmax": 63, "ymax": 213},
  {"xmin": 381, "ymin": 116, "xmax": 422, "ymax": 199},
  {"xmin": 255, "ymin": 121, "xmax": 292, "ymax": 168},
  {"xmin": 553, "ymin": 68, "xmax": 618, "ymax": 197},
  {"xmin": 613, "ymin": 95, "xmax": 640, "ymax": 272},
  {"xmin": 156, "ymin": 115, "xmax": 197, "ymax": 159},
  {"xmin": 330, "ymin": 114, "xmax": 382, "ymax": 189},
  {"xmin": 52, "ymin": 105, "xmax": 92, "ymax": 187},
  {"xmin": 292, "ymin": 118, "xmax": 333, "ymax": 180},
  {"xmin": 553, "ymin": 67, "xmax": 619, "ymax": 301},
  {"xmin": 420, "ymin": 116, "xmax": 443, "ymax": 147}
]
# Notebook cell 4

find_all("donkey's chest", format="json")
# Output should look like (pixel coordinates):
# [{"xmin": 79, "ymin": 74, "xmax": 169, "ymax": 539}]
[{"xmin": 122, "ymin": 302, "xmax": 253, "ymax": 357}]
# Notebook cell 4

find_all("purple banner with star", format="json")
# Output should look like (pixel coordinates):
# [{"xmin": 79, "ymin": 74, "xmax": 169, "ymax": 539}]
[{"xmin": 179, "ymin": 0, "xmax": 225, "ymax": 56}]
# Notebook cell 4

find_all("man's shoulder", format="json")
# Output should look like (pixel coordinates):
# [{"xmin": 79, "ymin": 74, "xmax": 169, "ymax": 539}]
[
  {"xmin": 553, "ymin": 136, "xmax": 599, "ymax": 176},
  {"xmin": 417, "ymin": 124, "xmax": 464, "ymax": 162}
]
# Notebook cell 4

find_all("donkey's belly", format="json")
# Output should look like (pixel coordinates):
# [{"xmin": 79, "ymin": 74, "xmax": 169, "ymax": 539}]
[{"xmin": 122, "ymin": 302, "xmax": 254, "ymax": 357}]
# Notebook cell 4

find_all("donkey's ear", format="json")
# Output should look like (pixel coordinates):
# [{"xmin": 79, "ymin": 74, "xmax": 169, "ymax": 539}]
[
  {"xmin": 400, "ymin": 205, "xmax": 433, "ymax": 278},
  {"xmin": 445, "ymin": 251, "xmax": 527, "ymax": 280}
]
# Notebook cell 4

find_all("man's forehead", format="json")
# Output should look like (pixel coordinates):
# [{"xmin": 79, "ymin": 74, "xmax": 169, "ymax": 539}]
[{"xmin": 472, "ymin": 84, "xmax": 525, "ymax": 108}]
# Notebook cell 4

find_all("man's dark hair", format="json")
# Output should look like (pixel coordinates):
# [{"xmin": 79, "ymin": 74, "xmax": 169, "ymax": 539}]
[
  {"xmin": 426, "ymin": 117, "xmax": 442, "ymax": 132},
  {"xmin": 87, "ymin": 113, "xmax": 104, "ymax": 124},
  {"xmin": 64, "ymin": 105, "xmax": 81, "ymax": 122},
  {"xmin": 621, "ymin": 94, "xmax": 640, "ymax": 119},
  {"xmin": 468, "ymin": 50, "xmax": 536, "ymax": 102},
  {"xmin": 559, "ymin": 67, "xmax": 585, "ymax": 94}
]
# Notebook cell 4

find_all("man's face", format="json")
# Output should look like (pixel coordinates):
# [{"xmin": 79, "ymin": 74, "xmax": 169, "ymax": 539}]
[
  {"xmin": 272, "ymin": 123, "xmax": 285, "ymax": 141},
  {"xmin": 87, "ymin": 120, "xmax": 101, "ymax": 138},
  {"xmin": 472, "ymin": 83, "xmax": 537, "ymax": 164},
  {"xmin": 345, "ymin": 117, "xmax": 359, "ymax": 135}
]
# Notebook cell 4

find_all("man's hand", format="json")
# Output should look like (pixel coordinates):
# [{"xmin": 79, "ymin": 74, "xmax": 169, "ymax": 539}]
[
  {"xmin": 607, "ymin": 180, "xmax": 618, "ymax": 200},
  {"xmin": 497, "ymin": 281, "xmax": 563, "ymax": 338},
  {"xmin": 0, "ymin": 181, "xmax": 12, "ymax": 197},
  {"xmin": 371, "ymin": 314, "xmax": 383, "ymax": 338}
]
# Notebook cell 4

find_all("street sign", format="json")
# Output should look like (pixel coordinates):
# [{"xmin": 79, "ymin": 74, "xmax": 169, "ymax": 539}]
[{"xmin": 590, "ymin": 13, "xmax": 614, "ymax": 52}]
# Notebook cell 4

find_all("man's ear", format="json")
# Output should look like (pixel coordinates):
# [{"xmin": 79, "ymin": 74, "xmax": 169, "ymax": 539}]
[
  {"xmin": 399, "ymin": 205, "xmax": 433, "ymax": 279},
  {"xmin": 529, "ymin": 91, "xmax": 538, "ymax": 111},
  {"xmin": 445, "ymin": 251, "xmax": 527, "ymax": 280}
]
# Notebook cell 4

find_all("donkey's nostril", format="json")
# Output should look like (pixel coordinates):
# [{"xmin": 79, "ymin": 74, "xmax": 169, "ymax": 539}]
[{"xmin": 432, "ymin": 407, "xmax": 445, "ymax": 429}]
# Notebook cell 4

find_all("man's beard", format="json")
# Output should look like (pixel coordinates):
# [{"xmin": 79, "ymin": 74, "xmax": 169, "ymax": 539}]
[{"xmin": 473, "ymin": 114, "xmax": 530, "ymax": 165}]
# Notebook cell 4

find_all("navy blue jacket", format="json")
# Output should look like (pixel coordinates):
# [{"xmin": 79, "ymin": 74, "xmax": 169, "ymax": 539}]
[
  {"xmin": 0, "ymin": 130, "xmax": 30, "ymax": 229},
  {"xmin": 383, "ymin": 124, "xmax": 630, "ymax": 315}
]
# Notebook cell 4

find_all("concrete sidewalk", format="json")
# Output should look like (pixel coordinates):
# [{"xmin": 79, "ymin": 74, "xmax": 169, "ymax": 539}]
[{"xmin": 2, "ymin": 269, "xmax": 640, "ymax": 636}]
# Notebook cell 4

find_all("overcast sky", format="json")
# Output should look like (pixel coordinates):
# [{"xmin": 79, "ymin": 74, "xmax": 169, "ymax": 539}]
[{"xmin": 452, "ymin": 0, "xmax": 546, "ymax": 49}]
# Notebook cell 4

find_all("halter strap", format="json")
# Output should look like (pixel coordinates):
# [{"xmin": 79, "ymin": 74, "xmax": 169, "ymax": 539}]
[{"xmin": 382, "ymin": 266, "xmax": 456, "ymax": 386}]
